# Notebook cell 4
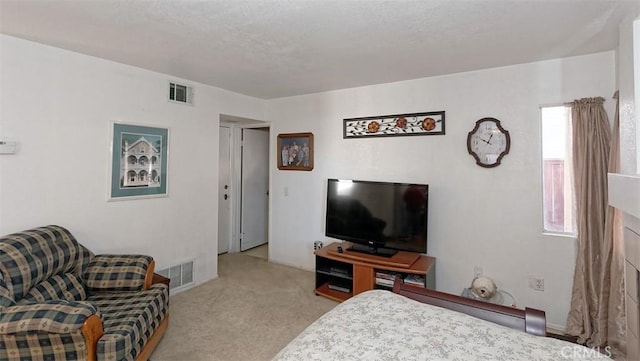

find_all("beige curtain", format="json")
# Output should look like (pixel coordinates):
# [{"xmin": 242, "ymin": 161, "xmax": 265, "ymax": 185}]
[{"xmin": 566, "ymin": 95, "xmax": 626, "ymax": 356}]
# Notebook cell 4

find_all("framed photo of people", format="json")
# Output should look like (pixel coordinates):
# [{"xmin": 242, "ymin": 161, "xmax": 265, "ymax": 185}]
[{"xmin": 277, "ymin": 132, "xmax": 314, "ymax": 171}]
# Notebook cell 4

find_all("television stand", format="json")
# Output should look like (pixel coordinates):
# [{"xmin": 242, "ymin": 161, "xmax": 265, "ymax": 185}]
[
  {"xmin": 347, "ymin": 244, "xmax": 397, "ymax": 258},
  {"xmin": 315, "ymin": 242, "xmax": 436, "ymax": 302}
]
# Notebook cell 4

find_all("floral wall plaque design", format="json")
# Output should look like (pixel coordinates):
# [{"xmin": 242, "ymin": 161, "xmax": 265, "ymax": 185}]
[{"xmin": 343, "ymin": 111, "xmax": 445, "ymax": 138}]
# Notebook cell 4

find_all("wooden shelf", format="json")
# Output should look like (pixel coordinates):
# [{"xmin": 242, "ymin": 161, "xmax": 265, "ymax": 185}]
[
  {"xmin": 314, "ymin": 282, "xmax": 352, "ymax": 302},
  {"xmin": 314, "ymin": 242, "xmax": 436, "ymax": 302},
  {"xmin": 316, "ymin": 268, "xmax": 353, "ymax": 280}
]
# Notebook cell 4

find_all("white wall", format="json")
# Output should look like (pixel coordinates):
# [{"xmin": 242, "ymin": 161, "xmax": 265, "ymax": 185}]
[
  {"xmin": 618, "ymin": 14, "xmax": 639, "ymax": 175},
  {"xmin": 267, "ymin": 52, "xmax": 616, "ymax": 328},
  {"xmin": 635, "ymin": 18, "xmax": 640, "ymax": 173},
  {"xmin": 0, "ymin": 35, "xmax": 266, "ymax": 286}
]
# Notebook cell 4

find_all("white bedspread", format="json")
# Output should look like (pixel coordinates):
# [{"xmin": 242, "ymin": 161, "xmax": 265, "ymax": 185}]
[{"xmin": 272, "ymin": 290, "xmax": 611, "ymax": 361}]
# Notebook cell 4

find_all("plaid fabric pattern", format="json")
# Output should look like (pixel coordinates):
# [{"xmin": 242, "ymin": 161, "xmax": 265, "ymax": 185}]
[
  {"xmin": 0, "ymin": 300, "xmax": 97, "ymax": 334},
  {"xmin": 17, "ymin": 273, "xmax": 86, "ymax": 305},
  {"xmin": 0, "ymin": 226, "xmax": 168, "ymax": 361},
  {"xmin": 89, "ymin": 284, "xmax": 168, "ymax": 361},
  {"xmin": 0, "ymin": 274, "xmax": 14, "ymax": 311},
  {"xmin": 84, "ymin": 255, "xmax": 152, "ymax": 292},
  {"xmin": 0, "ymin": 225, "xmax": 93, "ymax": 303},
  {"xmin": 0, "ymin": 329, "xmax": 87, "ymax": 361}
]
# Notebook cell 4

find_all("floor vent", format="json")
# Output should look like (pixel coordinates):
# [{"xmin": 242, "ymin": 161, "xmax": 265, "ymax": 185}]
[
  {"xmin": 168, "ymin": 81, "xmax": 194, "ymax": 105},
  {"xmin": 157, "ymin": 260, "xmax": 194, "ymax": 291}
]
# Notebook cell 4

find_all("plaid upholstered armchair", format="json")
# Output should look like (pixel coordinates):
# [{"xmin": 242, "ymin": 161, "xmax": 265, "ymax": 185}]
[{"xmin": 0, "ymin": 225, "xmax": 169, "ymax": 361}]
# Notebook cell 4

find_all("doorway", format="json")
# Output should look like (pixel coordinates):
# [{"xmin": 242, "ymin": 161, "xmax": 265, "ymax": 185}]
[
  {"xmin": 239, "ymin": 128, "xmax": 269, "ymax": 251},
  {"xmin": 218, "ymin": 115, "xmax": 270, "ymax": 258}
]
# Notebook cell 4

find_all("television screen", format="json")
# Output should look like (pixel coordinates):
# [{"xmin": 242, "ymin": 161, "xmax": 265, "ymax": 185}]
[{"xmin": 325, "ymin": 179, "xmax": 428, "ymax": 256}]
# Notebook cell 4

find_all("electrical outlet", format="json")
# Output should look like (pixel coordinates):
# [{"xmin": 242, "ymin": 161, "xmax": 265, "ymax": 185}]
[
  {"xmin": 529, "ymin": 276, "xmax": 544, "ymax": 291},
  {"xmin": 474, "ymin": 266, "xmax": 482, "ymax": 278}
]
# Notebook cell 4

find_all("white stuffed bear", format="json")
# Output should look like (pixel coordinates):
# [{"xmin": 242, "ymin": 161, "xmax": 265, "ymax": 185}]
[{"xmin": 470, "ymin": 276, "xmax": 497, "ymax": 299}]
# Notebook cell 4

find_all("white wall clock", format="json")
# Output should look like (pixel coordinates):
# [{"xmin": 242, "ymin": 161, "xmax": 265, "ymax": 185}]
[{"xmin": 466, "ymin": 117, "xmax": 511, "ymax": 168}]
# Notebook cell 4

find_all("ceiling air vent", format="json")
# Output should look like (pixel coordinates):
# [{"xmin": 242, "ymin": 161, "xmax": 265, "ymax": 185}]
[{"xmin": 168, "ymin": 81, "xmax": 194, "ymax": 105}]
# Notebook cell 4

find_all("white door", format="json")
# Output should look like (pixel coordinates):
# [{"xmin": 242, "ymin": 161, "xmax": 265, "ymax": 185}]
[
  {"xmin": 240, "ymin": 128, "xmax": 269, "ymax": 251},
  {"xmin": 218, "ymin": 126, "xmax": 232, "ymax": 254}
]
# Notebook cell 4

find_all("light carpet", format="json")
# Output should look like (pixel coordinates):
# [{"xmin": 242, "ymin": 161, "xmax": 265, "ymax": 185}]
[{"xmin": 149, "ymin": 252, "xmax": 337, "ymax": 361}]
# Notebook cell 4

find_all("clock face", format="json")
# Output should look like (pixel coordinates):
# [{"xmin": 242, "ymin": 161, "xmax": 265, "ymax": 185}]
[{"xmin": 467, "ymin": 118, "xmax": 510, "ymax": 167}]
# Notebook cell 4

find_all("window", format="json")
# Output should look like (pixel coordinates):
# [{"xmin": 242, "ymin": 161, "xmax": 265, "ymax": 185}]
[{"xmin": 541, "ymin": 105, "xmax": 576, "ymax": 234}]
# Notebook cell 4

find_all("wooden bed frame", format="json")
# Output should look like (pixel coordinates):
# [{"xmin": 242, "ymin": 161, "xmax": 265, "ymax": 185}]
[{"xmin": 392, "ymin": 278, "xmax": 547, "ymax": 336}]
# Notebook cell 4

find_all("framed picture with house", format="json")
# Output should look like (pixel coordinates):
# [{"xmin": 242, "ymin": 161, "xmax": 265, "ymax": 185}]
[
  {"xmin": 109, "ymin": 123, "xmax": 169, "ymax": 200},
  {"xmin": 277, "ymin": 132, "xmax": 314, "ymax": 171}
]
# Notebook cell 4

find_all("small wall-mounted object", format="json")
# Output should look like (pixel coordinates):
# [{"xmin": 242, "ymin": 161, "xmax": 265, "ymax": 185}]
[
  {"xmin": 0, "ymin": 140, "xmax": 17, "ymax": 154},
  {"xmin": 168, "ymin": 81, "xmax": 194, "ymax": 105}
]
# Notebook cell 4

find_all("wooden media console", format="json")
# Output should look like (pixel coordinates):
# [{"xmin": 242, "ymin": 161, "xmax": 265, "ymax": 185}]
[{"xmin": 314, "ymin": 242, "xmax": 436, "ymax": 302}]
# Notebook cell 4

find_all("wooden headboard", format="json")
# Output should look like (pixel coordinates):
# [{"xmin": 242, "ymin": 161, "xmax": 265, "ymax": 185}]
[{"xmin": 392, "ymin": 279, "xmax": 547, "ymax": 336}]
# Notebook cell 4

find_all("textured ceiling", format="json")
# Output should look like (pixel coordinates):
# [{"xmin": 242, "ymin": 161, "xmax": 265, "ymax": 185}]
[{"xmin": 1, "ymin": 0, "xmax": 638, "ymax": 99}]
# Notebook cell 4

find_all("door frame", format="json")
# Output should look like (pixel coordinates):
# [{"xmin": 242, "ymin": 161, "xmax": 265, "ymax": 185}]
[
  {"xmin": 218, "ymin": 125, "xmax": 232, "ymax": 254},
  {"xmin": 219, "ymin": 115, "xmax": 270, "ymax": 254}
]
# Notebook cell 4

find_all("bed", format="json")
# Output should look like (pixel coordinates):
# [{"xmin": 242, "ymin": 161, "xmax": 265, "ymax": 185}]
[{"xmin": 271, "ymin": 279, "xmax": 611, "ymax": 361}]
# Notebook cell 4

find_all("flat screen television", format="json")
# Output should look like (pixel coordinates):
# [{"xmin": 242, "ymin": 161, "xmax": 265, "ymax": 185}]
[{"xmin": 325, "ymin": 178, "xmax": 428, "ymax": 257}]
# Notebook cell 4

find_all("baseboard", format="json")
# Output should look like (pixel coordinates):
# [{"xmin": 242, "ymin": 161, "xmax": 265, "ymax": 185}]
[
  {"xmin": 546, "ymin": 322, "xmax": 567, "ymax": 335},
  {"xmin": 168, "ymin": 274, "xmax": 219, "ymax": 296}
]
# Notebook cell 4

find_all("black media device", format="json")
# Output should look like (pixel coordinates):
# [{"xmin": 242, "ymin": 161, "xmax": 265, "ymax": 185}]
[{"xmin": 325, "ymin": 179, "xmax": 428, "ymax": 257}]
